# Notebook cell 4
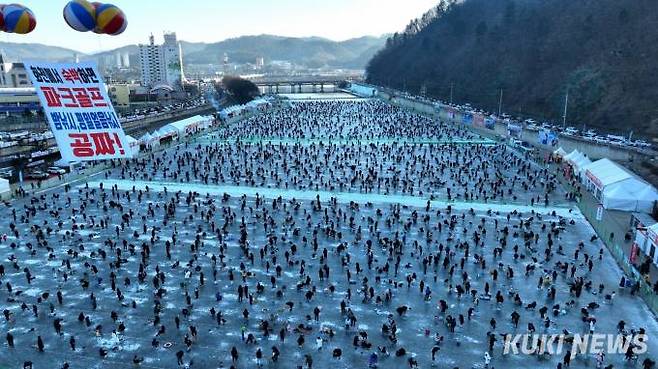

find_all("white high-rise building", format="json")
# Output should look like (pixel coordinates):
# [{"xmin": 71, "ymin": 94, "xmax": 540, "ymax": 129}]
[
  {"xmin": 162, "ymin": 32, "xmax": 184, "ymax": 88},
  {"xmin": 115, "ymin": 52, "xmax": 122, "ymax": 69},
  {"xmin": 138, "ymin": 32, "xmax": 185, "ymax": 90},
  {"xmin": 139, "ymin": 34, "xmax": 162, "ymax": 88},
  {"xmin": 121, "ymin": 52, "xmax": 130, "ymax": 68}
]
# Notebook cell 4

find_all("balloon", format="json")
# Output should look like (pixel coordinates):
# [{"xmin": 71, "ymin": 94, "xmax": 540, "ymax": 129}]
[
  {"xmin": 0, "ymin": 5, "xmax": 5, "ymax": 31},
  {"xmin": 63, "ymin": 0, "xmax": 96, "ymax": 32},
  {"xmin": 3, "ymin": 4, "xmax": 36, "ymax": 34},
  {"xmin": 94, "ymin": 3, "xmax": 126, "ymax": 35}
]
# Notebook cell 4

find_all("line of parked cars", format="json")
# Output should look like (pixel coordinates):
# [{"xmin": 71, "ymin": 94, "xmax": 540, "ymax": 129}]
[
  {"xmin": 381, "ymin": 85, "xmax": 655, "ymax": 152},
  {"xmin": 0, "ymin": 163, "xmax": 75, "ymax": 181},
  {"xmin": 121, "ymin": 97, "xmax": 207, "ymax": 123},
  {"xmin": 524, "ymin": 121, "xmax": 653, "ymax": 149}
]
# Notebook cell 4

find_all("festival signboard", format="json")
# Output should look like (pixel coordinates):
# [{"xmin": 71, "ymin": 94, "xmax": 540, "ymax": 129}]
[{"xmin": 25, "ymin": 61, "xmax": 131, "ymax": 162}]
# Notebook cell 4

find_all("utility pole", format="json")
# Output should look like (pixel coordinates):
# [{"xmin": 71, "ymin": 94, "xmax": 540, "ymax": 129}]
[
  {"xmin": 449, "ymin": 82, "xmax": 454, "ymax": 105},
  {"xmin": 562, "ymin": 89, "xmax": 569, "ymax": 128},
  {"xmin": 497, "ymin": 89, "xmax": 503, "ymax": 117}
]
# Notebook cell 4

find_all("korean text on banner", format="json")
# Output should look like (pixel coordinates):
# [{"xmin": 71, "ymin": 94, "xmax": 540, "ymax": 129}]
[{"xmin": 24, "ymin": 61, "xmax": 131, "ymax": 162}]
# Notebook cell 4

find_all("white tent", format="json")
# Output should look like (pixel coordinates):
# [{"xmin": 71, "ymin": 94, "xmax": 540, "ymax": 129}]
[
  {"xmin": 573, "ymin": 156, "xmax": 592, "ymax": 175},
  {"xmin": 582, "ymin": 158, "xmax": 658, "ymax": 212},
  {"xmin": 349, "ymin": 83, "xmax": 378, "ymax": 97},
  {"xmin": 139, "ymin": 132, "xmax": 153, "ymax": 143},
  {"xmin": 0, "ymin": 177, "xmax": 9, "ymax": 198},
  {"xmin": 148, "ymin": 131, "xmax": 161, "ymax": 147},
  {"xmin": 553, "ymin": 147, "xmax": 568, "ymax": 158},
  {"xmin": 563, "ymin": 150, "xmax": 592, "ymax": 175},
  {"xmin": 220, "ymin": 105, "xmax": 246, "ymax": 119},
  {"xmin": 162, "ymin": 115, "xmax": 213, "ymax": 137},
  {"xmin": 125, "ymin": 135, "xmax": 140, "ymax": 157},
  {"xmin": 157, "ymin": 125, "xmax": 179, "ymax": 140},
  {"xmin": 563, "ymin": 149, "xmax": 580, "ymax": 162},
  {"xmin": 245, "ymin": 98, "xmax": 270, "ymax": 110},
  {"xmin": 636, "ymin": 223, "xmax": 658, "ymax": 265}
]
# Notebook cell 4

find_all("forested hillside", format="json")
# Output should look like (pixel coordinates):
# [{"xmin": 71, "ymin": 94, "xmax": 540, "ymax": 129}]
[{"xmin": 366, "ymin": 0, "xmax": 658, "ymax": 137}]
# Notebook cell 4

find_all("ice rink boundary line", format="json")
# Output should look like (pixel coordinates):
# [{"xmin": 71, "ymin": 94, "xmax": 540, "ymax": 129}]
[{"xmin": 84, "ymin": 179, "xmax": 584, "ymax": 220}]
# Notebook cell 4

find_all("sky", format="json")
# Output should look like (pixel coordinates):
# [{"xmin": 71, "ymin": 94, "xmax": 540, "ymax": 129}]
[{"xmin": 2, "ymin": 0, "xmax": 438, "ymax": 53}]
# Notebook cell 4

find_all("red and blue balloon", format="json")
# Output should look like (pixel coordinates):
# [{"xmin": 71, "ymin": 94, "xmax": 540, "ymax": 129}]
[
  {"xmin": 1, "ymin": 3, "xmax": 36, "ymax": 34},
  {"xmin": 0, "ymin": 1, "xmax": 127, "ymax": 36},
  {"xmin": 63, "ymin": 0, "xmax": 96, "ymax": 32},
  {"xmin": 63, "ymin": 0, "xmax": 127, "ymax": 35}
]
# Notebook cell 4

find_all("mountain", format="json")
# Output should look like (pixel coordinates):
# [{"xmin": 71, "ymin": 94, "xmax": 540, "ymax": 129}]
[
  {"xmin": 0, "ymin": 34, "xmax": 386, "ymax": 70},
  {"xmin": 366, "ymin": 0, "xmax": 658, "ymax": 138},
  {"xmin": 0, "ymin": 41, "xmax": 80, "ymax": 62},
  {"xmin": 184, "ymin": 34, "xmax": 387, "ymax": 69}
]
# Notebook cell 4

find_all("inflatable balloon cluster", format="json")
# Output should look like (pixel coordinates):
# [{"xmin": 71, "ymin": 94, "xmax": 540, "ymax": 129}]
[
  {"xmin": 64, "ymin": 0, "xmax": 126, "ymax": 35},
  {"xmin": 0, "ymin": 4, "xmax": 36, "ymax": 34}
]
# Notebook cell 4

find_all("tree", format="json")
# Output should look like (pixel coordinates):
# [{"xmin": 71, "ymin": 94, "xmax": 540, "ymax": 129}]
[
  {"xmin": 476, "ymin": 21, "xmax": 488, "ymax": 37},
  {"xmin": 222, "ymin": 76, "xmax": 260, "ymax": 105},
  {"xmin": 618, "ymin": 8, "xmax": 630, "ymax": 24},
  {"xmin": 366, "ymin": 0, "xmax": 658, "ymax": 138}
]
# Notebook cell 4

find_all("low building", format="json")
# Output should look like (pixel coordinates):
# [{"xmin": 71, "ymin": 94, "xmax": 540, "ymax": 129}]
[
  {"xmin": 108, "ymin": 84, "xmax": 131, "ymax": 108},
  {"xmin": 0, "ymin": 61, "xmax": 31, "ymax": 88},
  {"xmin": 0, "ymin": 87, "xmax": 39, "ymax": 114}
]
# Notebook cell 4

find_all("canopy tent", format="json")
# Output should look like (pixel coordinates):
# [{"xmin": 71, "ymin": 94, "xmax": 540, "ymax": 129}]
[
  {"xmin": 161, "ymin": 115, "xmax": 213, "ymax": 137},
  {"xmin": 582, "ymin": 158, "xmax": 658, "ymax": 212},
  {"xmin": 648, "ymin": 223, "xmax": 658, "ymax": 250},
  {"xmin": 125, "ymin": 135, "xmax": 140, "ymax": 157},
  {"xmin": 553, "ymin": 147, "xmax": 568, "ymax": 158},
  {"xmin": 145, "ymin": 131, "xmax": 162, "ymax": 147},
  {"xmin": 0, "ymin": 177, "xmax": 9, "ymax": 198},
  {"xmin": 349, "ymin": 83, "xmax": 378, "ymax": 98},
  {"xmin": 157, "ymin": 125, "xmax": 178, "ymax": 139},
  {"xmin": 245, "ymin": 98, "xmax": 271, "ymax": 110},
  {"xmin": 635, "ymin": 222, "xmax": 658, "ymax": 266},
  {"xmin": 220, "ymin": 97, "xmax": 274, "ymax": 119},
  {"xmin": 563, "ymin": 149, "xmax": 581, "ymax": 162},
  {"xmin": 139, "ymin": 132, "xmax": 154, "ymax": 143},
  {"xmin": 563, "ymin": 150, "xmax": 592, "ymax": 175}
]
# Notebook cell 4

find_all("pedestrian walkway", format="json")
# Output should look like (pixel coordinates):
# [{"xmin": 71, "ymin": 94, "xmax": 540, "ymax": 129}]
[{"xmin": 87, "ymin": 179, "xmax": 583, "ymax": 220}]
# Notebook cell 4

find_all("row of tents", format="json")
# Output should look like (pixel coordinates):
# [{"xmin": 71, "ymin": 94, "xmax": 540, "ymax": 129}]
[
  {"xmin": 555, "ymin": 148, "xmax": 658, "ymax": 213},
  {"xmin": 219, "ymin": 97, "xmax": 274, "ymax": 120},
  {"xmin": 138, "ymin": 115, "xmax": 216, "ymax": 150},
  {"xmin": 0, "ymin": 177, "xmax": 9, "ymax": 199}
]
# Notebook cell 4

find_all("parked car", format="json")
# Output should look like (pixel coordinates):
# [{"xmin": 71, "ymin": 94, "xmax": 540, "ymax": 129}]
[
  {"xmin": 26, "ymin": 171, "xmax": 49, "ymax": 180},
  {"xmin": 0, "ymin": 168, "xmax": 12, "ymax": 178},
  {"xmin": 564, "ymin": 127, "xmax": 579, "ymax": 136},
  {"xmin": 47, "ymin": 167, "xmax": 66, "ymax": 175}
]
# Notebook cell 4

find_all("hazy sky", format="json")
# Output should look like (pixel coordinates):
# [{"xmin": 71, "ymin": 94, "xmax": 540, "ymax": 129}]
[{"xmin": 2, "ymin": 0, "xmax": 438, "ymax": 53}]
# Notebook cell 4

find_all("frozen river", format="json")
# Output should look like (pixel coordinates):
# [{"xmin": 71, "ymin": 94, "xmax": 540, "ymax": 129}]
[{"xmin": 0, "ymin": 99, "xmax": 656, "ymax": 369}]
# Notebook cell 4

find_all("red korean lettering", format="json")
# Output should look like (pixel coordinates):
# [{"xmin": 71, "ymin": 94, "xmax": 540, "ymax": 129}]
[
  {"xmin": 72, "ymin": 88, "xmax": 93, "ymax": 108},
  {"xmin": 40, "ymin": 87, "xmax": 62, "ymax": 107},
  {"xmin": 89, "ymin": 132, "xmax": 116, "ymax": 156},
  {"xmin": 87, "ymin": 87, "xmax": 108, "ymax": 107},
  {"xmin": 69, "ymin": 133, "xmax": 94, "ymax": 157},
  {"xmin": 57, "ymin": 87, "xmax": 78, "ymax": 108}
]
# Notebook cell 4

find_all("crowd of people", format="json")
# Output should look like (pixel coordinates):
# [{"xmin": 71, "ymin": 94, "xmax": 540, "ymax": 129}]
[
  {"xmin": 124, "ymin": 101, "xmax": 566, "ymax": 206},
  {"xmin": 0, "ymin": 99, "xmax": 656, "ymax": 369}
]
